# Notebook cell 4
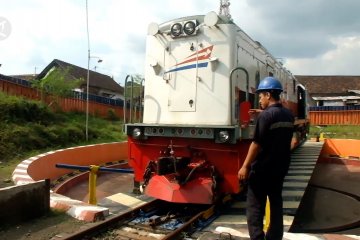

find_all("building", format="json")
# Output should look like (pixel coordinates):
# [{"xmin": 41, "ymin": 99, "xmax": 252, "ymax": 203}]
[
  {"xmin": 296, "ymin": 75, "xmax": 360, "ymax": 107},
  {"xmin": 37, "ymin": 59, "xmax": 124, "ymax": 100},
  {"xmin": 10, "ymin": 74, "xmax": 38, "ymax": 81}
]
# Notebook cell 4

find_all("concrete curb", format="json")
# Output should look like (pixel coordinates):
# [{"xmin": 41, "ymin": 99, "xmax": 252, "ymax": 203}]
[
  {"xmin": 50, "ymin": 192, "xmax": 109, "ymax": 221},
  {"xmin": 11, "ymin": 142, "xmax": 127, "ymax": 222}
]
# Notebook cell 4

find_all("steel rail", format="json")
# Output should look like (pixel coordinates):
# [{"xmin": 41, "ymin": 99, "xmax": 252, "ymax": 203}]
[
  {"xmin": 62, "ymin": 199, "xmax": 161, "ymax": 240},
  {"xmin": 61, "ymin": 199, "xmax": 216, "ymax": 240}
]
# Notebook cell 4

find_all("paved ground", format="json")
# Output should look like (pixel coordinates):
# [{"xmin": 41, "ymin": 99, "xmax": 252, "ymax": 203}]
[{"xmin": 61, "ymin": 172, "xmax": 135, "ymax": 202}]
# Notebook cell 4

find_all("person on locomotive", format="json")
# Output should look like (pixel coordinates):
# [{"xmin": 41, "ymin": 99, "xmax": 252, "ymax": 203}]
[{"xmin": 237, "ymin": 76, "xmax": 294, "ymax": 240}]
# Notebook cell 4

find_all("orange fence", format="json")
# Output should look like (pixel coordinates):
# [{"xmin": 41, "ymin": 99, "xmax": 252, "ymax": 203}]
[
  {"xmin": 56, "ymin": 97, "xmax": 124, "ymax": 119},
  {"xmin": 1, "ymin": 77, "xmax": 125, "ymax": 119},
  {"xmin": 309, "ymin": 111, "xmax": 360, "ymax": 125},
  {"xmin": 0, "ymin": 77, "xmax": 40, "ymax": 100},
  {"xmin": 3, "ymin": 77, "xmax": 359, "ymax": 125}
]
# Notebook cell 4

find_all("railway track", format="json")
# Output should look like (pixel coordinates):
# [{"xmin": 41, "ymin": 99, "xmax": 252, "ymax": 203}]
[
  {"xmin": 60, "ymin": 141, "xmax": 360, "ymax": 239},
  {"xmin": 61, "ymin": 142, "xmax": 325, "ymax": 239},
  {"xmin": 62, "ymin": 199, "xmax": 217, "ymax": 240}
]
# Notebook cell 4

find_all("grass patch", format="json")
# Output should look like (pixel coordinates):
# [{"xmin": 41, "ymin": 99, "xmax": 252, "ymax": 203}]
[
  {"xmin": 0, "ymin": 92, "xmax": 126, "ymax": 188},
  {"xmin": 309, "ymin": 125, "xmax": 360, "ymax": 140}
]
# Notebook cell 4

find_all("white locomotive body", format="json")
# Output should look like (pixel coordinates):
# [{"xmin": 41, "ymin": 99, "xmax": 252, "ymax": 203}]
[
  {"xmin": 143, "ymin": 12, "xmax": 304, "ymax": 127},
  {"xmin": 125, "ymin": 12, "xmax": 308, "ymax": 204}
]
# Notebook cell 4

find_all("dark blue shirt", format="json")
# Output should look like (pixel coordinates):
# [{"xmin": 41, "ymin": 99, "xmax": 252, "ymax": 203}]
[{"xmin": 252, "ymin": 103, "xmax": 294, "ymax": 176}]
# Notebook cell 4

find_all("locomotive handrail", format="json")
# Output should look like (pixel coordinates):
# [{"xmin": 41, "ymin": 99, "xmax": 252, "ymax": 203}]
[
  {"xmin": 139, "ymin": 78, "xmax": 145, "ymax": 123},
  {"xmin": 229, "ymin": 67, "xmax": 249, "ymax": 124},
  {"xmin": 123, "ymin": 75, "xmax": 144, "ymax": 124},
  {"xmin": 123, "ymin": 75, "xmax": 134, "ymax": 124}
]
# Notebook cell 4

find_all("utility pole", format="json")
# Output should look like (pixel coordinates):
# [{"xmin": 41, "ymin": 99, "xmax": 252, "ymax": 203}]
[{"xmin": 86, "ymin": 0, "xmax": 91, "ymax": 141}]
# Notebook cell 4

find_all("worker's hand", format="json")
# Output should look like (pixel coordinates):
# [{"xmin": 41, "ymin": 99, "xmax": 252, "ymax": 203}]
[
  {"xmin": 248, "ymin": 109, "xmax": 262, "ymax": 123},
  {"xmin": 238, "ymin": 166, "xmax": 249, "ymax": 181},
  {"xmin": 249, "ymin": 109, "xmax": 263, "ymax": 115}
]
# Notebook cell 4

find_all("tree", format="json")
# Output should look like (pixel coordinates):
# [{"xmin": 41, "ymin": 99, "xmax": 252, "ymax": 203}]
[
  {"xmin": 124, "ymin": 74, "xmax": 144, "ymax": 97},
  {"xmin": 32, "ymin": 67, "xmax": 83, "ymax": 107},
  {"xmin": 124, "ymin": 74, "xmax": 144, "ymax": 122}
]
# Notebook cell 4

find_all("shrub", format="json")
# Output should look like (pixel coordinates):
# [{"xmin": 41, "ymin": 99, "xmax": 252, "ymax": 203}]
[
  {"xmin": 107, "ymin": 108, "xmax": 119, "ymax": 121},
  {"xmin": 0, "ymin": 93, "xmax": 125, "ymax": 162},
  {"xmin": 0, "ymin": 93, "xmax": 55, "ymax": 124}
]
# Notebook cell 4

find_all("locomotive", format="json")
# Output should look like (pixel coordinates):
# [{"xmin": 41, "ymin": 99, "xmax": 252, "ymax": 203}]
[{"xmin": 125, "ymin": 11, "xmax": 309, "ymax": 204}]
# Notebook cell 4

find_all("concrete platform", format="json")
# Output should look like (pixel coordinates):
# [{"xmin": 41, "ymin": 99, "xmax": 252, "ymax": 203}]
[
  {"xmin": 11, "ymin": 140, "xmax": 360, "ymax": 238},
  {"xmin": 64, "ymin": 162, "xmax": 360, "ymax": 239}
]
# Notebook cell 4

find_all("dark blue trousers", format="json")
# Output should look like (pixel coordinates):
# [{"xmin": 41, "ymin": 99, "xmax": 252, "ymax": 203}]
[{"xmin": 246, "ymin": 171, "xmax": 285, "ymax": 240}]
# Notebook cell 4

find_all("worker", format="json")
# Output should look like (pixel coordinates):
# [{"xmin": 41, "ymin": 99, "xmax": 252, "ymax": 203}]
[{"xmin": 238, "ymin": 76, "xmax": 294, "ymax": 240}]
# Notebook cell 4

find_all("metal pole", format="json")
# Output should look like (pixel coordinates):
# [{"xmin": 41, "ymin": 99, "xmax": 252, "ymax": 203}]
[
  {"xmin": 130, "ymin": 76, "xmax": 134, "ymax": 123},
  {"xmin": 85, "ymin": 0, "xmax": 91, "ymax": 141},
  {"xmin": 140, "ymin": 78, "xmax": 144, "ymax": 122},
  {"xmin": 123, "ymin": 75, "xmax": 130, "ymax": 124},
  {"xmin": 55, "ymin": 163, "xmax": 134, "ymax": 173},
  {"xmin": 88, "ymin": 165, "xmax": 99, "ymax": 205}
]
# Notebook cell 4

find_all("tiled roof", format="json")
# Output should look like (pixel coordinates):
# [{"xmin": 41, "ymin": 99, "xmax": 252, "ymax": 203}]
[
  {"xmin": 37, "ymin": 59, "xmax": 123, "ymax": 94},
  {"xmin": 10, "ymin": 74, "xmax": 38, "ymax": 81},
  {"xmin": 296, "ymin": 75, "xmax": 360, "ymax": 96}
]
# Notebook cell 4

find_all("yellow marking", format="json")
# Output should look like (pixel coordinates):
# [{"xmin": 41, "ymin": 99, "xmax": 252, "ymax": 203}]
[
  {"xmin": 264, "ymin": 197, "xmax": 270, "ymax": 231},
  {"xmin": 106, "ymin": 193, "xmax": 148, "ymax": 208},
  {"xmin": 202, "ymin": 205, "xmax": 215, "ymax": 220},
  {"xmin": 222, "ymin": 194, "xmax": 232, "ymax": 204}
]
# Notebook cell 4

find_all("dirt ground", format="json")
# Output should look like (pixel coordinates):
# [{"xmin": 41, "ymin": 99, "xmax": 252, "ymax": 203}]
[{"xmin": 0, "ymin": 210, "xmax": 89, "ymax": 240}]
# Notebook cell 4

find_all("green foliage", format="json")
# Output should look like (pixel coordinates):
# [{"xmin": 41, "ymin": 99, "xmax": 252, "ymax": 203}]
[
  {"xmin": 309, "ymin": 125, "xmax": 360, "ymax": 139},
  {"xmin": 0, "ymin": 93, "xmax": 125, "ymax": 163},
  {"xmin": 31, "ymin": 66, "xmax": 83, "ymax": 102},
  {"xmin": 107, "ymin": 108, "xmax": 119, "ymax": 121},
  {"xmin": 124, "ymin": 74, "xmax": 144, "ymax": 99},
  {"xmin": 0, "ymin": 92, "xmax": 55, "ymax": 124}
]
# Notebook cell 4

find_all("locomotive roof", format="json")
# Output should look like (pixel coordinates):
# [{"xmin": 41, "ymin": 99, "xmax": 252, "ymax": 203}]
[
  {"xmin": 155, "ymin": 13, "xmax": 291, "ymax": 82},
  {"xmin": 158, "ymin": 14, "xmax": 234, "ymax": 32}
]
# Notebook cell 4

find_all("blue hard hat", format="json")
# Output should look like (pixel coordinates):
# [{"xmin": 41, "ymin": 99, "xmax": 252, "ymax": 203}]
[{"xmin": 256, "ymin": 76, "xmax": 283, "ymax": 93}]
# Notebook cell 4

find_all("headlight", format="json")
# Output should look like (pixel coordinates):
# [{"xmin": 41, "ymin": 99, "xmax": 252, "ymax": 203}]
[
  {"xmin": 132, "ymin": 128, "xmax": 142, "ymax": 139},
  {"xmin": 170, "ymin": 23, "xmax": 182, "ymax": 37},
  {"xmin": 183, "ymin": 21, "xmax": 196, "ymax": 35},
  {"xmin": 218, "ymin": 131, "xmax": 230, "ymax": 143}
]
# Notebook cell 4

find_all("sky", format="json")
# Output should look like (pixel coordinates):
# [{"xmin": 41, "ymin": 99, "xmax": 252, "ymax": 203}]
[{"xmin": 1, "ymin": 0, "xmax": 360, "ymax": 86}]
